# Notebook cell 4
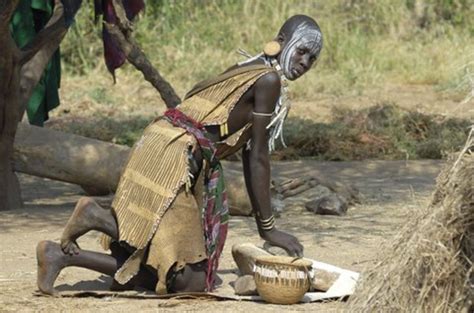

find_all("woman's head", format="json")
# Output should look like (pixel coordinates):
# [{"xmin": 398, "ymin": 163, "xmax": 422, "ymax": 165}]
[{"xmin": 276, "ymin": 15, "xmax": 323, "ymax": 80}]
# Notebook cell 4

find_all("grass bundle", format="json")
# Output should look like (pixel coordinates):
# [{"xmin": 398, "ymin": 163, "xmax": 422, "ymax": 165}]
[{"xmin": 348, "ymin": 129, "xmax": 474, "ymax": 312}]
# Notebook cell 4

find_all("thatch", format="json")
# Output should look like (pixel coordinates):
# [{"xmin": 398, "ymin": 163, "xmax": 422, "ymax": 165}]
[{"xmin": 348, "ymin": 128, "xmax": 474, "ymax": 312}]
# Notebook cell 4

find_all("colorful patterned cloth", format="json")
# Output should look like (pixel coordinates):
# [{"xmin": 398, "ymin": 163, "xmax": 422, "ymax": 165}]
[{"xmin": 163, "ymin": 108, "xmax": 229, "ymax": 291}]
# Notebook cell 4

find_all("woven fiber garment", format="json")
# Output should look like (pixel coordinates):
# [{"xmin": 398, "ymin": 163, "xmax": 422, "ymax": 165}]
[
  {"xmin": 147, "ymin": 181, "xmax": 207, "ymax": 294},
  {"xmin": 180, "ymin": 65, "xmax": 273, "ymax": 126}
]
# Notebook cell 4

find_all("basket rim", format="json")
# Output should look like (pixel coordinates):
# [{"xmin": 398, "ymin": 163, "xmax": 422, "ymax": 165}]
[{"xmin": 255, "ymin": 256, "xmax": 313, "ymax": 269}]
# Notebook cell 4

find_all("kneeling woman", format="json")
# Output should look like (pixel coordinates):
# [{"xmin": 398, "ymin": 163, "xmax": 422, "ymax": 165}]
[{"xmin": 36, "ymin": 14, "xmax": 323, "ymax": 295}]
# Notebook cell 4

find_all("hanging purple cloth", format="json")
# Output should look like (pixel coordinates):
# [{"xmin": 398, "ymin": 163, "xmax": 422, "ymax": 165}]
[{"xmin": 94, "ymin": 0, "xmax": 145, "ymax": 80}]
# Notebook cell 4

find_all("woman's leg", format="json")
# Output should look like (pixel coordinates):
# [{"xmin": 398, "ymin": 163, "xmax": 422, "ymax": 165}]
[
  {"xmin": 36, "ymin": 241, "xmax": 158, "ymax": 295},
  {"xmin": 60, "ymin": 197, "xmax": 118, "ymax": 255},
  {"xmin": 36, "ymin": 240, "xmax": 118, "ymax": 295}
]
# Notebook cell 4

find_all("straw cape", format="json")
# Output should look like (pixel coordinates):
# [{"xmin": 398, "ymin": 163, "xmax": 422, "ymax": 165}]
[{"xmin": 349, "ymin": 128, "xmax": 474, "ymax": 312}]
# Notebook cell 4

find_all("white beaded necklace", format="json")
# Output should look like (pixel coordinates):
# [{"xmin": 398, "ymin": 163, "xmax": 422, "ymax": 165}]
[{"xmin": 237, "ymin": 50, "xmax": 291, "ymax": 153}]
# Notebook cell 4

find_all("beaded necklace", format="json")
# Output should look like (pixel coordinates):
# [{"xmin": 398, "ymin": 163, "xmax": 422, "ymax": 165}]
[{"xmin": 237, "ymin": 51, "xmax": 291, "ymax": 152}]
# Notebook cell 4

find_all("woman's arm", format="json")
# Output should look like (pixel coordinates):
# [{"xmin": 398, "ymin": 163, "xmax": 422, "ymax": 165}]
[{"xmin": 242, "ymin": 71, "xmax": 303, "ymax": 256}]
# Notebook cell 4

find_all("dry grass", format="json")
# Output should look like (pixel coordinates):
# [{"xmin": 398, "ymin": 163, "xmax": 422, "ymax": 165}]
[
  {"xmin": 278, "ymin": 104, "xmax": 471, "ymax": 160},
  {"xmin": 60, "ymin": 0, "xmax": 474, "ymax": 99},
  {"xmin": 348, "ymin": 129, "xmax": 474, "ymax": 312}
]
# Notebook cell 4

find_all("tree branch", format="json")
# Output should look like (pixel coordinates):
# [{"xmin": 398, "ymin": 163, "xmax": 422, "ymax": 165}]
[
  {"xmin": 0, "ymin": 0, "xmax": 19, "ymax": 28},
  {"xmin": 105, "ymin": 1, "xmax": 181, "ymax": 108},
  {"xmin": 104, "ymin": 22, "xmax": 181, "ymax": 108},
  {"xmin": 19, "ymin": 0, "xmax": 68, "ymax": 66},
  {"xmin": 111, "ymin": 0, "xmax": 133, "ymax": 34},
  {"xmin": 0, "ymin": 1, "xmax": 21, "ymax": 60}
]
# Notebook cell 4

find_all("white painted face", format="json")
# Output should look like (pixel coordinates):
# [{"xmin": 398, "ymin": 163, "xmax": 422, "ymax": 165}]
[{"xmin": 279, "ymin": 22, "xmax": 323, "ymax": 80}]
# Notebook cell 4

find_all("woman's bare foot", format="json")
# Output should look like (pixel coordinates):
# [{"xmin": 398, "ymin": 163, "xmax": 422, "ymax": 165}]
[
  {"xmin": 36, "ymin": 241, "xmax": 66, "ymax": 296},
  {"xmin": 60, "ymin": 197, "xmax": 116, "ymax": 255}
]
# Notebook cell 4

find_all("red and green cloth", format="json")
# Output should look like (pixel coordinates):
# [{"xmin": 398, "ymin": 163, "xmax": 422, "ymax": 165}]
[{"xmin": 163, "ymin": 108, "xmax": 229, "ymax": 292}]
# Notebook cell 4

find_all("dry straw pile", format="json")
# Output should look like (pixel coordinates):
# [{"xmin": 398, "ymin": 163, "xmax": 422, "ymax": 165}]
[{"xmin": 349, "ymin": 128, "xmax": 474, "ymax": 312}]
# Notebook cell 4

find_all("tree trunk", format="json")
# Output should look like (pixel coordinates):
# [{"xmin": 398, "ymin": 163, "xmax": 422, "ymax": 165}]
[
  {"xmin": 0, "ymin": 16, "xmax": 23, "ymax": 210},
  {"xmin": 0, "ymin": 0, "xmax": 73, "ymax": 210},
  {"xmin": 0, "ymin": 75, "xmax": 23, "ymax": 210},
  {"xmin": 0, "ymin": 150, "xmax": 22, "ymax": 211}
]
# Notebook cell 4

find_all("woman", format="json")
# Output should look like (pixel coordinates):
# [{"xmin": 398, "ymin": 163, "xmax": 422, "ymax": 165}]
[{"xmin": 36, "ymin": 14, "xmax": 323, "ymax": 295}]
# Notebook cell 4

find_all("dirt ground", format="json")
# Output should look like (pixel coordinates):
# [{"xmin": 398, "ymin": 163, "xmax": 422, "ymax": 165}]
[
  {"xmin": 291, "ymin": 83, "xmax": 473, "ymax": 123},
  {"xmin": 0, "ymin": 159, "xmax": 443, "ymax": 312}
]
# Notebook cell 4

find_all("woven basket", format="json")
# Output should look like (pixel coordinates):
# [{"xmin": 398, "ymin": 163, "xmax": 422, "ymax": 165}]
[{"xmin": 254, "ymin": 256, "xmax": 313, "ymax": 304}]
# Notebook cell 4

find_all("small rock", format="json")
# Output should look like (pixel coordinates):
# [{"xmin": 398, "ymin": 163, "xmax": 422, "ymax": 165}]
[
  {"xmin": 234, "ymin": 275, "xmax": 258, "ymax": 296},
  {"xmin": 311, "ymin": 269, "xmax": 340, "ymax": 291},
  {"xmin": 305, "ymin": 194, "xmax": 348, "ymax": 216},
  {"xmin": 271, "ymin": 196, "xmax": 285, "ymax": 215},
  {"xmin": 308, "ymin": 185, "xmax": 333, "ymax": 199}
]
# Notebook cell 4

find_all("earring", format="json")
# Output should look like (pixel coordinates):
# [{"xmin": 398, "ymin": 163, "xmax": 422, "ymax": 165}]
[{"xmin": 263, "ymin": 41, "xmax": 281, "ymax": 57}]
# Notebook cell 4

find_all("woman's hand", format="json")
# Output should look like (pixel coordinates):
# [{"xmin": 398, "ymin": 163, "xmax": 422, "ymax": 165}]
[{"xmin": 260, "ymin": 227, "xmax": 304, "ymax": 257}]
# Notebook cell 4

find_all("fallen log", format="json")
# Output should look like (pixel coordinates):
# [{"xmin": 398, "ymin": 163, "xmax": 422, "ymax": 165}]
[
  {"xmin": 13, "ymin": 123, "xmax": 252, "ymax": 215},
  {"xmin": 14, "ymin": 123, "xmax": 129, "ymax": 194}
]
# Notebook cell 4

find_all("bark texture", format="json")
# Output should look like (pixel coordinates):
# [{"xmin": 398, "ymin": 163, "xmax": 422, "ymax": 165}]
[{"xmin": 0, "ymin": 1, "xmax": 24, "ymax": 210}]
